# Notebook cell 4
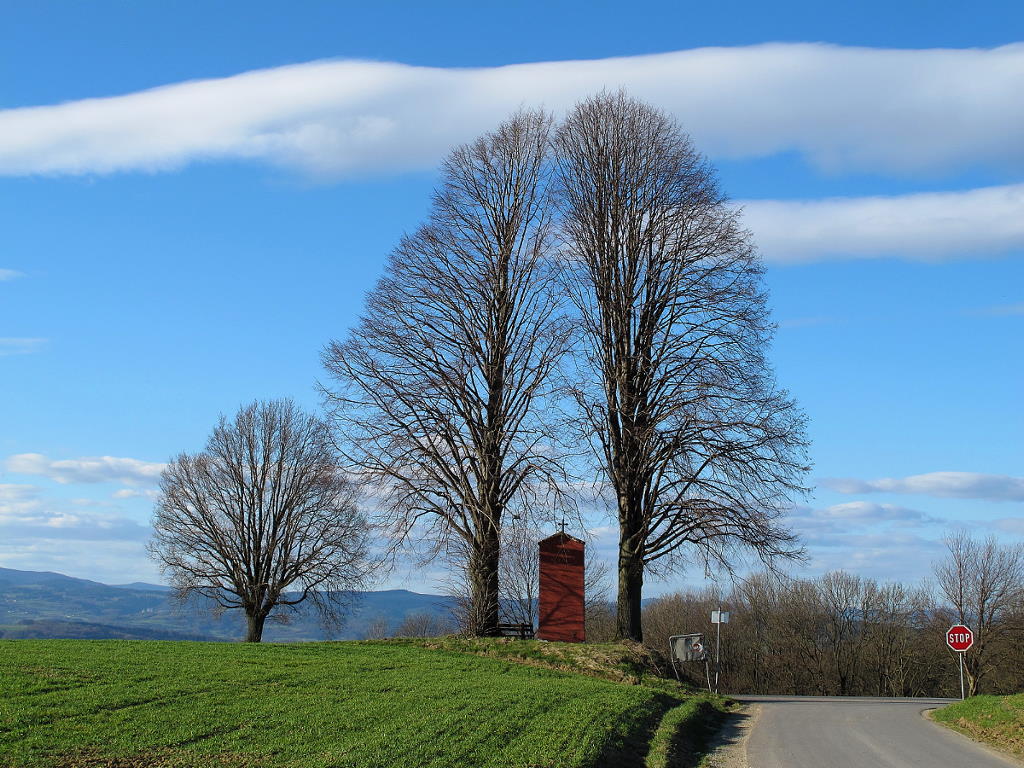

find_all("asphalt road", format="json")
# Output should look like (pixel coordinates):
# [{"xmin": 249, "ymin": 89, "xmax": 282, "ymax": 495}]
[{"xmin": 732, "ymin": 695, "xmax": 1019, "ymax": 768}]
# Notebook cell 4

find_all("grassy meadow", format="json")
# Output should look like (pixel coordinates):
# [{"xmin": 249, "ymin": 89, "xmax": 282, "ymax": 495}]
[
  {"xmin": 932, "ymin": 694, "xmax": 1024, "ymax": 760},
  {"xmin": 0, "ymin": 639, "xmax": 725, "ymax": 768}
]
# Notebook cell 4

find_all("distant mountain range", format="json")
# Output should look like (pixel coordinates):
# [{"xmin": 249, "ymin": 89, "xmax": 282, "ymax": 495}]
[
  {"xmin": 0, "ymin": 567, "xmax": 457, "ymax": 642},
  {"xmin": 110, "ymin": 582, "xmax": 174, "ymax": 592}
]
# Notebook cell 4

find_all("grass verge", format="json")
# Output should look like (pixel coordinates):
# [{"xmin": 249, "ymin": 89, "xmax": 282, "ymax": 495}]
[
  {"xmin": 931, "ymin": 694, "xmax": 1024, "ymax": 760},
  {"xmin": 397, "ymin": 637, "xmax": 684, "ymax": 691},
  {"xmin": 0, "ymin": 639, "xmax": 724, "ymax": 768},
  {"xmin": 644, "ymin": 694, "xmax": 732, "ymax": 768}
]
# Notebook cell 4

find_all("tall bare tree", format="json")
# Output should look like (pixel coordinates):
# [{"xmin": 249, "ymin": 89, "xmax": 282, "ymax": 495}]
[
  {"xmin": 817, "ymin": 571, "xmax": 871, "ymax": 696},
  {"xmin": 862, "ymin": 580, "xmax": 934, "ymax": 697},
  {"xmin": 322, "ymin": 111, "xmax": 570, "ymax": 636},
  {"xmin": 934, "ymin": 530, "xmax": 1024, "ymax": 695},
  {"xmin": 149, "ymin": 399, "xmax": 371, "ymax": 642},
  {"xmin": 555, "ymin": 91, "xmax": 809, "ymax": 641}
]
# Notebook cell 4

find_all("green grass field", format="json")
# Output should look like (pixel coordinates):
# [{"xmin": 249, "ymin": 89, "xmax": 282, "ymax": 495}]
[
  {"xmin": 932, "ymin": 694, "xmax": 1024, "ymax": 759},
  {"xmin": 0, "ymin": 640, "xmax": 724, "ymax": 768}
]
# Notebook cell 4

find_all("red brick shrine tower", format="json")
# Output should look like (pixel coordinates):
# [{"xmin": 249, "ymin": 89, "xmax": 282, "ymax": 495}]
[{"xmin": 537, "ymin": 531, "xmax": 585, "ymax": 643}]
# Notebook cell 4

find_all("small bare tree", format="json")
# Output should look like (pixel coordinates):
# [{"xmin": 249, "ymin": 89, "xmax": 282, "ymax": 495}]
[
  {"xmin": 934, "ymin": 530, "xmax": 1024, "ymax": 695},
  {"xmin": 499, "ymin": 521, "xmax": 542, "ymax": 626},
  {"xmin": 361, "ymin": 616, "xmax": 391, "ymax": 640},
  {"xmin": 555, "ymin": 91, "xmax": 809, "ymax": 641},
  {"xmin": 393, "ymin": 612, "xmax": 455, "ymax": 638},
  {"xmin": 585, "ymin": 600, "xmax": 618, "ymax": 643},
  {"xmin": 149, "ymin": 399, "xmax": 371, "ymax": 642},
  {"xmin": 499, "ymin": 521, "xmax": 612, "ymax": 628},
  {"xmin": 322, "ymin": 111, "xmax": 571, "ymax": 636}
]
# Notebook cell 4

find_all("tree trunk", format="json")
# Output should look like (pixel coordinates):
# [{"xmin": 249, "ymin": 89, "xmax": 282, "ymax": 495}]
[
  {"xmin": 966, "ymin": 656, "xmax": 980, "ymax": 697},
  {"xmin": 616, "ymin": 523, "xmax": 644, "ymax": 641},
  {"xmin": 245, "ymin": 611, "xmax": 267, "ymax": 643},
  {"xmin": 468, "ymin": 529, "xmax": 501, "ymax": 637}
]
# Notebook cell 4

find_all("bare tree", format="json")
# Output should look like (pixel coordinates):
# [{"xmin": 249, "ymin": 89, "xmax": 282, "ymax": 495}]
[
  {"xmin": 584, "ymin": 549, "xmax": 612, "ymax": 618},
  {"xmin": 322, "ymin": 111, "xmax": 571, "ymax": 636},
  {"xmin": 149, "ymin": 399, "xmax": 372, "ymax": 642},
  {"xmin": 554, "ymin": 91, "xmax": 809, "ymax": 641},
  {"xmin": 393, "ymin": 612, "xmax": 455, "ymax": 638},
  {"xmin": 861, "ymin": 580, "xmax": 934, "ymax": 697},
  {"xmin": 499, "ymin": 521, "xmax": 542, "ymax": 626},
  {"xmin": 361, "ymin": 616, "xmax": 391, "ymax": 640},
  {"xmin": 816, "ymin": 571, "xmax": 871, "ymax": 696},
  {"xmin": 1000, "ymin": 598, "xmax": 1024, "ymax": 693},
  {"xmin": 640, "ymin": 564, "xmax": 1024, "ymax": 698},
  {"xmin": 934, "ymin": 530, "xmax": 1024, "ymax": 695},
  {"xmin": 585, "ymin": 600, "xmax": 618, "ymax": 643}
]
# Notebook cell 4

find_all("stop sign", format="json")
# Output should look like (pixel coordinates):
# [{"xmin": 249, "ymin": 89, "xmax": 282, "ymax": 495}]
[{"xmin": 947, "ymin": 624, "xmax": 974, "ymax": 652}]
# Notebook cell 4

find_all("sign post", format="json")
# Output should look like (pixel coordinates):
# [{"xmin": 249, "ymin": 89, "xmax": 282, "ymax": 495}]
[
  {"xmin": 668, "ymin": 633, "xmax": 711, "ymax": 691},
  {"xmin": 711, "ymin": 608, "xmax": 729, "ymax": 694},
  {"xmin": 946, "ymin": 624, "xmax": 974, "ymax": 700}
]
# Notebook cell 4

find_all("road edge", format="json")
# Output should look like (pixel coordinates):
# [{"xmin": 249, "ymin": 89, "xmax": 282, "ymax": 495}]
[{"xmin": 697, "ymin": 702, "xmax": 760, "ymax": 768}]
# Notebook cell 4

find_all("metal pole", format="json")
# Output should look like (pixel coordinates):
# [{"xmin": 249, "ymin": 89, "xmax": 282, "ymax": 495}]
[
  {"xmin": 959, "ymin": 652, "xmax": 965, "ymax": 700},
  {"xmin": 715, "ymin": 606, "xmax": 722, "ymax": 694}
]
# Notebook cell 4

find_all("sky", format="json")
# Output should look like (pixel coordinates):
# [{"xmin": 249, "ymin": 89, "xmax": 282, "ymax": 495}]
[{"xmin": 1, "ymin": 0, "xmax": 1022, "ymax": 595}]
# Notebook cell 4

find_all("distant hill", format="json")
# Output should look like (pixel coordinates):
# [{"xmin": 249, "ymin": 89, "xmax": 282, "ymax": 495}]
[
  {"xmin": 109, "ymin": 582, "xmax": 173, "ymax": 592},
  {"xmin": 0, "ymin": 566, "xmax": 456, "ymax": 642},
  {"xmin": 0, "ymin": 618, "xmax": 213, "ymax": 641}
]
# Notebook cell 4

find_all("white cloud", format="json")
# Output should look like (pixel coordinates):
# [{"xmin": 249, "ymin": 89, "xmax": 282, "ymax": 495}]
[
  {"xmin": 801, "ymin": 533, "xmax": 947, "ymax": 583},
  {"xmin": 976, "ymin": 302, "xmax": 1024, "ymax": 316},
  {"xmin": 781, "ymin": 503, "xmax": 950, "ymax": 581},
  {"xmin": 821, "ymin": 471, "xmax": 1024, "ymax": 502},
  {"xmin": 0, "ymin": 484, "xmax": 157, "ymax": 583},
  {"xmin": 0, "ymin": 337, "xmax": 46, "ymax": 356},
  {"xmin": 0, "ymin": 538, "xmax": 161, "ymax": 584},
  {"xmin": 0, "ymin": 484, "xmax": 44, "ymax": 521},
  {"xmin": 785, "ymin": 502, "xmax": 943, "ymax": 553},
  {"xmin": 0, "ymin": 269, "xmax": 23, "ymax": 281},
  {"xmin": 5, "ymin": 453, "xmax": 166, "ymax": 486},
  {"xmin": 0, "ymin": 482, "xmax": 150, "ymax": 542},
  {"xmin": 112, "ymin": 488, "xmax": 160, "ymax": 500},
  {"xmin": 0, "ymin": 483, "xmax": 38, "ymax": 501},
  {"xmin": 796, "ymin": 501, "xmax": 940, "ymax": 524},
  {"xmin": 990, "ymin": 518, "xmax": 1024, "ymax": 535},
  {"xmin": 741, "ymin": 183, "xmax": 1024, "ymax": 263},
  {"xmin": 2, "ymin": 43, "xmax": 1023, "ymax": 179}
]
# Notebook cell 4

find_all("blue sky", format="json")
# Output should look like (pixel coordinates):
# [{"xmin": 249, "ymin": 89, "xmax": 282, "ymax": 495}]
[{"xmin": 1, "ymin": 0, "xmax": 1022, "ymax": 592}]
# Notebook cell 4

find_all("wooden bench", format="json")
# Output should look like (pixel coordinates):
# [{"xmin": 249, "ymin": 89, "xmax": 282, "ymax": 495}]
[{"xmin": 491, "ymin": 622, "xmax": 535, "ymax": 639}]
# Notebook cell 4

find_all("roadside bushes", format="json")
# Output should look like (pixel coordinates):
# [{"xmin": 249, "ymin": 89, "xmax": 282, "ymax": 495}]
[{"xmin": 641, "ymin": 567, "xmax": 1022, "ymax": 697}]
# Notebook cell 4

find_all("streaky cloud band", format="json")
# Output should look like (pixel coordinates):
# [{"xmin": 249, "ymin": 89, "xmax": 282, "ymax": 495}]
[
  {"xmin": 741, "ymin": 183, "xmax": 1024, "ymax": 263},
  {"xmin": 820, "ymin": 471, "xmax": 1024, "ymax": 502},
  {"xmin": 1, "ymin": 42, "xmax": 1022, "ymax": 178}
]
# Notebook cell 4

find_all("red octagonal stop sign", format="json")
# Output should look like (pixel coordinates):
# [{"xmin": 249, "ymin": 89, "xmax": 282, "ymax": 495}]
[{"xmin": 947, "ymin": 624, "xmax": 974, "ymax": 652}]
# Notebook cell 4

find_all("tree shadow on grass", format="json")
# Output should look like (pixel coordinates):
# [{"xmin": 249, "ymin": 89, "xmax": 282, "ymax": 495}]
[
  {"xmin": 594, "ymin": 693, "xmax": 681, "ymax": 768},
  {"xmin": 665, "ymin": 704, "xmax": 750, "ymax": 768}
]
